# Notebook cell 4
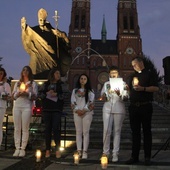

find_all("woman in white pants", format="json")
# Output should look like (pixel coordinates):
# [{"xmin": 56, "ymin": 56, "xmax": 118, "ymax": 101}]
[
  {"xmin": 71, "ymin": 74, "xmax": 95, "ymax": 159},
  {"xmin": 101, "ymin": 66, "xmax": 129, "ymax": 162},
  {"xmin": 0, "ymin": 68, "xmax": 11, "ymax": 147},
  {"xmin": 12, "ymin": 66, "xmax": 38, "ymax": 157}
]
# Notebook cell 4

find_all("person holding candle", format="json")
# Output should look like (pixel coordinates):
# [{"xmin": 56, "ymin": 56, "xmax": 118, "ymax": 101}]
[
  {"xmin": 0, "ymin": 68, "xmax": 11, "ymax": 148},
  {"xmin": 71, "ymin": 74, "xmax": 95, "ymax": 159},
  {"xmin": 126, "ymin": 56, "xmax": 159, "ymax": 166},
  {"xmin": 39, "ymin": 68, "xmax": 64, "ymax": 158},
  {"xmin": 101, "ymin": 66, "xmax": 129, "ymax": 162},
  {"xmin": 12, "ymin": 66, "xmax": 38, "ymax": 157}
]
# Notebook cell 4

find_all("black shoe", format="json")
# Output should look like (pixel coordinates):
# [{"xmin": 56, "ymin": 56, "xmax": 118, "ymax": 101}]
[
  {"xmin": 145, "ymin": 158, "xmax": 151, "ymax": 166},
  {"xmin": 126, "ymin": 157, "xmax": 139, "ymax": 165}
]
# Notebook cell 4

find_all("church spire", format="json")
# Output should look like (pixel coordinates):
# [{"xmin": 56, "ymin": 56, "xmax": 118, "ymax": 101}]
[{"xmin": 101, "ymin": 15, "xmax": 107, "ymax": 43}]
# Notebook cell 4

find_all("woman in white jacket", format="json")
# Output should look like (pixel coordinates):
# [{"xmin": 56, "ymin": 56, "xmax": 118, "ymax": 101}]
[
  {"xmin": 101, "ymin": 66, "xmax": 129, "ymax": 162},
  {"xmin": 71, "ymin": 74, "xmax": 95, "ymax": 159},
  {"xmin": 0, "ymin": 68, "xmax": 11, "ymax": 147},
  {"xmin": 12, "ymin": 66, "xmax": 38, "ymax": 157}
]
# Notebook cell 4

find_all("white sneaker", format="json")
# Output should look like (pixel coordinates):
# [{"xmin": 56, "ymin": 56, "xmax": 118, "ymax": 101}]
[
  {"xmin": 82, "ymin": 151, "xmax": 88, "ymax": 159},
  {"xmin": 112, "ymin": 153, "xmax": 118, "ymax": 162},
  {"xmin": 13, "ymin": 149, "xmax": 20, "ymax": 157},
  {"xmin": 19, "ymin": 149, "xmax": 25, "ymax": 157}
]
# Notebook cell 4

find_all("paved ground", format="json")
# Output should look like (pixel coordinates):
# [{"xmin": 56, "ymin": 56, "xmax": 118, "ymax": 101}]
[{"xmin": 1, "ymin": 146, "xmax": 170, "ymax": 170}]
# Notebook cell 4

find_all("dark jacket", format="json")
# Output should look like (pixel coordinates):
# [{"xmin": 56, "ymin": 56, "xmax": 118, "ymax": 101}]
[{"xmin": 39, "ymin": 80, "xmax": 64, "ymax": 112}]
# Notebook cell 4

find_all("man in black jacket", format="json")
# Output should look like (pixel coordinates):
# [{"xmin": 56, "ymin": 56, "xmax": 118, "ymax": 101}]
[{"xmin": 126, "ymin": 56, "xmax": 159, "ymax": 166}]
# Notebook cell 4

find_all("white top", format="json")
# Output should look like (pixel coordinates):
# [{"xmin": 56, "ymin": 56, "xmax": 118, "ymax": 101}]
[
  {"xmin": 12, "ymin": 81, "xmax": 38, "ymax": 108},
  {"xmin": 101, "ymin": 80, "xmax": 129, "ymax": 114},
  {"xmin": 71, "ymin": 88, "xmax": 95, "ymax": 115},
  {"xmin": 0, "ymin": 82, "xmax": 11, "ymax": 108}
]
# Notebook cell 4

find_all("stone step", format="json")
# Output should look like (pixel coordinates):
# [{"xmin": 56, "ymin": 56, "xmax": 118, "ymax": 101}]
[
  {"xmin": 61, "ymin": 100, "xmax": 170, "ymax": 150},
  {"xmin": 3, "ymin": 100, "xmax": 169, "ymax": 150}
]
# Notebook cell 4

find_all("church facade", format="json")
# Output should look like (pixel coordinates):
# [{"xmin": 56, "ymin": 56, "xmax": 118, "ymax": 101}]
[{"xmin": 67, "ymin": 0, "xmax": 142, "ymax": 93}]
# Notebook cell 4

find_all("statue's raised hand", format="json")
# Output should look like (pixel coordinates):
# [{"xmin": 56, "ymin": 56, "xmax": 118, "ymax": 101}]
[{"xmin": 21, "ymin": 17, "xmax": 26, "ymax": 30}]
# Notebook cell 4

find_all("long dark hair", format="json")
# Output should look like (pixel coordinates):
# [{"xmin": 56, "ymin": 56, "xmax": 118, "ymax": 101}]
[
  {"xmin": 47, "ymin": 68, "xmax": 61, "ymax": 83},
  {"xmin": 75, "ymin": 73, "xmax": 93, "ymax": 103},
  {"xmin": 0, "ymin": 67, "xmax": 7, "ymax": 81},
  {"xmin": 20, "ymin": 66, "xmax": 33, "ymax": 82}
]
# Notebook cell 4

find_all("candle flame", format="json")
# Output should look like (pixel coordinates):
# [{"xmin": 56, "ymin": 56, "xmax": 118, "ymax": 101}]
[
  {"xmin": 101, "ymin": 155, "xmax": 108, "ymax": 164},
  {"xmin": 20, "ymin": 82, "xmax": 26, "ymax": 91},
  {"xmin": 133, "ymin": 77, "xmax": 139, "ymax": 86},
  {"xmin": 35, "ymin": 150, "xmax": 41, "ymax": 158},
  {"xmin": 73, "ymin": 152, "xmax": 80, "ymax": 164},
  {"xmin": 101, "ymin": 155, "xmax": 108, "ymax": 169}
]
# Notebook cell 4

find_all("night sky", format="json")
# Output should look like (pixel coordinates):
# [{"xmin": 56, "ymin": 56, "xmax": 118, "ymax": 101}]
[{"xmin": 0, "ymin": 0, "xmax": 170, "ymax": 79}]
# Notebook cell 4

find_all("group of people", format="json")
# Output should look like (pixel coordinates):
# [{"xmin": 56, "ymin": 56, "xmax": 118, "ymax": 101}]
[
  {"xmin": 71, "ymin": 56, "xmax": 159, "ymax": 167},
  {"xmin": 0, "ymin": 65, "xmax": 64, "ymax": 158},
  {"xmin": 0, "ymin": 56, "xmax": 159, "ymax": 166}
]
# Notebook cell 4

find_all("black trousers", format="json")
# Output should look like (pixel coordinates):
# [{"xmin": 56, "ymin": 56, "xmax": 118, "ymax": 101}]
[
  {"xmin": 128, "ymin": 103, "xmax": 153, "ymax": 159},
  {"xmin": 43, "ymin": 111, "xmax": 61, "ymax": 151}
]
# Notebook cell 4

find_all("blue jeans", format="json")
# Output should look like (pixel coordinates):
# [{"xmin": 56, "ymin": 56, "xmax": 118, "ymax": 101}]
[{"xmin": 43, "ymin": 111, "xmax": 61, "ymax": 151}]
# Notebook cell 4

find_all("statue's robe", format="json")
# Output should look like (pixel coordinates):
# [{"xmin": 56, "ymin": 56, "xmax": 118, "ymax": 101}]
[{"xmin": 21, "ymin": 22, "xmax": 71, "ymax": 78}]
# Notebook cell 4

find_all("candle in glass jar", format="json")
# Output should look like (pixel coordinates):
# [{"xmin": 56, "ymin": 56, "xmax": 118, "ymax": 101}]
[
  {"xmin": 133, "ymin": 77, "xmax": 139, "ymax": 86},
  {"xmin": 35, "ymin": 150, "xmax": 41, "ymax": 162},
  {"xmin": 20, "ymin": 82, "xmax": 26, "ymax": 92},
  {"xmin": 101, "ymin": 155, "xmax": 108, "ymax": 169},
  {"xmin": 73, "ymin": 152, "xmax": 79, "ymax": 164}
]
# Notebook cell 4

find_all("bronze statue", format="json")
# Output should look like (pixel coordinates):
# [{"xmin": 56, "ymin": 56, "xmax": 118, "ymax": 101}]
[{"xmin": 21, "ymin": 8, "xmax": 71, "ymax": 78}]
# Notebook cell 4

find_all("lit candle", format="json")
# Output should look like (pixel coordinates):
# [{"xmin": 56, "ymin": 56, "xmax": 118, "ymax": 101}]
[
  {"xmin": 35, "ymin": 150, "xmax": 41, "ymax": 162},
  {"xmin": 98, "ymin": 97, "xmax": 103, "ymax": 101},
  {"xmin": 73, "ymin": 152, "xmax": 79, "ymax": 165},
  {"xmin": 55, "ymin": 10, "xmax": 58, "ymax": 16},
  {"xmin": 133, "ymin": 77, "xmax": 139, "ymax": 86},
  {"xmin": 101, "ymin": 155, "xmax": 108, "ymax": 169},
  {"xmin": 20, "ymin": 82, "xmax": 26, "ymax": 92}
]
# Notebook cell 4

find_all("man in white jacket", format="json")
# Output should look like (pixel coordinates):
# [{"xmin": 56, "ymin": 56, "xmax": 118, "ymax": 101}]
[{"xmin": 101, "ymin": 66, "xmax": 129, "ymax": 162}]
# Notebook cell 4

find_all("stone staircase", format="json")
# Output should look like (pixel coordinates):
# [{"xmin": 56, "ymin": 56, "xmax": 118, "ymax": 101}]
[
  {"xmin": 2, "ymin": 98, "xmax": 170, "ymax": 151},
  {"xmin": 62, "ymin": 99, "xmax": 170, "ymax": 150}
]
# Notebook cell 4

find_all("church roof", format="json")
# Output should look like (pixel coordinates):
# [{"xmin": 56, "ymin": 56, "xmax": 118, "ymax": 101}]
[{"xmin": 91, "ymin": 39, "xmax": 118, "ymax": 55}]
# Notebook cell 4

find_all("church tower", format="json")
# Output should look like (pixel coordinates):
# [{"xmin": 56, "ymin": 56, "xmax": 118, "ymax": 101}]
[
  {"xmin": 68, "ymin": 0, "xmax": 91, "ymax": 90},
  {"xmin": 68, "ymin": 0, "xmax": 91, "ymax": 58},
  {"xmin": 67, "ymin": 0, "xmax": 143, "ymax": 90},
  {"xmin": 117, "ymin": 0, "xmax": 142, "ymax": 80}
]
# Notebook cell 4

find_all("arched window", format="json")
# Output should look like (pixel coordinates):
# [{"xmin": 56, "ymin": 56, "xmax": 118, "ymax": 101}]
[
  {"xmin": 75, "ymin": 15, "xmax": 79, "ymax": 29},
  {"xmin": 130, "ymin": 15, "xmax": 134, "ymax": 29},
  {"xmin": 81, "ymin": 15, "xmax": 86, "ymax": 29},
  {"xmin": 123, "ymin": 16, "xmax": 128, "ymax": 30}
]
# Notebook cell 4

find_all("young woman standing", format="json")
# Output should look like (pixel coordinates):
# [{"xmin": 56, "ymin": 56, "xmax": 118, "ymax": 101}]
[
  {"xmin": 0, "ymin": 68, "xmax": 11, "ymax": 148},
  {"xmin": 12, "ymin": 66, "xmax": 38, "ymax": 157},
  {"xmin": 71, "ymin": 74, "xmax": 95, "ymax": 159},
  {"xmin": 39, "ymin": 68, "xmax": 64, "ymax": 158}
]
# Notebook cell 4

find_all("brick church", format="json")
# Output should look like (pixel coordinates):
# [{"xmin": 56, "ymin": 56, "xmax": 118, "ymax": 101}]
[{"xmin": 67, "ymin": 0, "xmax": 143, "ymax": 92}]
